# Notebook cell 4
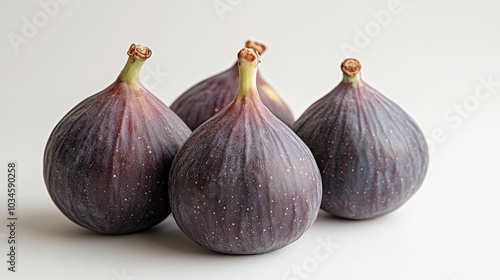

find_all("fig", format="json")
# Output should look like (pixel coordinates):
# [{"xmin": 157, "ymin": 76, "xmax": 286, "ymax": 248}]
[
  {"xmin": 43, "ymin": 44, "xmax": 191, "ymax": 234},
  {"xmin": 169, "ymin": 48, "xmax": 321, "ymax": 254},
  {"xmin": 293, "ymin": 59, "xmax": 428, "ymax": 220},
  {"xmin": 170, "ymin": 40, "xmax": 294, "ymax": 130}
]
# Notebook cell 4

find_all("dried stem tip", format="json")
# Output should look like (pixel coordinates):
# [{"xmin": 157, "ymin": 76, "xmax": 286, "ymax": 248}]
[
  {"xmin": 245, "ymin": 40, "xmax": 266, "ymax": 55},
  {"xmin": 341, "ymin": 58, "xmax": 361, "ymax": 77},
  {"xmin": 238, "ymin": 48, "xmax": 261, "ymax": 66},
  {"xmin": 127, "ymin": 44, "xmax": 152, "ymax": 62}
]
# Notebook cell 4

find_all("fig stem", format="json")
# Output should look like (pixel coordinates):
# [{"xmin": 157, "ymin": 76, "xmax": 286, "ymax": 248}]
[
  {"xmin": 235, "ymin": 48, "xmax": 260, "ymax": 102},
  {"xmin": 245, "ymin": 40, "xmax": 266, "ymax": 55},
  {"xmin": 341, "ymin": 58, "xmax": 362, "ymax": 87},
  {"xmin": 118, "ymin": 44, "xmax": 152, "ymax": 86}
]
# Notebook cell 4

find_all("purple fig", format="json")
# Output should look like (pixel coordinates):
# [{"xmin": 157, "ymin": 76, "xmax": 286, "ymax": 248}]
[
  {"xmin": 170, "ymin": 40, "xmax": 294, "ymax": 130},
  {"xmin": 293, "ymin": 59, "xmax": 429, "ymax": 220},
  {"xmin": 169, "ymin": 48, "xmax": 321, "ymax": 254},
  {"xmin": 43, "ymin": 44, "xmax": 191, "ymax": 234}
]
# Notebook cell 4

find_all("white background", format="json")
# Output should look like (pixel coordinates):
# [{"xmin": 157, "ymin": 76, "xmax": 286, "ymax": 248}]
[{"xmin": 1, "ymin": 0, "xmax": 500, "ymax": 279}]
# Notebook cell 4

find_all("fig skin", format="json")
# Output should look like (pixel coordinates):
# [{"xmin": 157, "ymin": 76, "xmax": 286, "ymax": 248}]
[
  {"xmin": 170, "ymin": 40, "xmax": 294, "ymax": 130},
  {"xmin": 293, "ymin": 59, "xmax": 429, "ymax": 220},
  {"xmin": 43, "ymin": 44, "xmax": 191, "ymax": 234},
  {"xmin": 169, "ymin": 48, "xmax": 321, "ymax": 254}
]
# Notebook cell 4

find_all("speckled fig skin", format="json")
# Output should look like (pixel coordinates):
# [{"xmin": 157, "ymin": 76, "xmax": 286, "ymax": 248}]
[
  {"xmin": 169, "ymin": 48, "xmax": 321, "ymax": 254},
  {"xmin": 293, "ymin": 59, "xmax": 428, "ymax": 220},
  {"xmin": 43, "ymin": 44, "xmax": 191, "ymax": 234},
  {"xmin": 170, "ymin": 40, "xmax": 294, "ymax": 129}
]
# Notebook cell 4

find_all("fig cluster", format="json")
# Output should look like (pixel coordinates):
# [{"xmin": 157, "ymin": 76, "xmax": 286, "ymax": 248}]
[{"xmin": 43, "ymin": 41, "xmax": 428, "ymax": 254}]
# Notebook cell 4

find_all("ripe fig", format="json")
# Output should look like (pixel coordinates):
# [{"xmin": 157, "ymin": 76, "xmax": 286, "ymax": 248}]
[
  {"xmin": 169, "ymin": 48, "xmax": 321, "ymax": 254},
  {"xmin": 43, "ymin": 44, "xmax": 191, "ymax": 234},
  {"xmin": 170, "ymin": 40, "xmax": 294, "ymax": 130},
  {"xmin": 293, "ymin": 59, "xmax": 429, "ymax": 220}
]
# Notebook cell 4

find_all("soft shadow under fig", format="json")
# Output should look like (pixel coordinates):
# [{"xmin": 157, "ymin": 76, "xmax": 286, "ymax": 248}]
[
  {"xmin": 315, "ymin": 209, "xmax": 396, "ymax": 225},
  {"xmin": 135, "ymin": 219, "xmax": 219, "ymax": 256},
  {"xmin": 140, "ymin": 219, "xmax": 263, "ymax": 258},
  {"xmin": 22, "ymin": 207, "xmax": 227, "ymax": 257}
]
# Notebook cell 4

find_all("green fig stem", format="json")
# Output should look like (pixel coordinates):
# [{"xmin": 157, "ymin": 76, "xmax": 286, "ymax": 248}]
[
  {"xmin": 341, "ymin": 58, "xmax": 362, "ymax": 87},
  {"xmin": 235, "ymin": 48, "xmax": 260, "ymax": 102},
  {"xmin": 117, "ymin": 44, "xmax": 152, "ymax": 86}
]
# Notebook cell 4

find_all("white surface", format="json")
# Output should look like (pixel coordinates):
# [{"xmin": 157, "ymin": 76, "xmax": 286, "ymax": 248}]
[{"xmin": 1, "ymin": 0, "xmax": 500, "ymax": 279}]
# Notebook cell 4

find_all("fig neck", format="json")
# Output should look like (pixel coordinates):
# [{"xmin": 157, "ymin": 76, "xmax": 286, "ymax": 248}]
[
  {"xmin": 341, "ymin": 58, "xmax": 362, "ymax": 88},
  {"xmin": 343, "ymin": 73, "xmax": 363, "ymax": 88},
  {"xmin": 117, "ymin": 44, "xmax": 152, "ymax": 87},
  {"xmin": 118, "ymin": 57, "xmax": 146, "ymax": 87},
  {"xmin": 231, "ymin": 62, "xmax": 261, "ymax": 77},
  {"xmin": 235, "ymin": 48, "xmax": 260, "ymax": 103}
]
